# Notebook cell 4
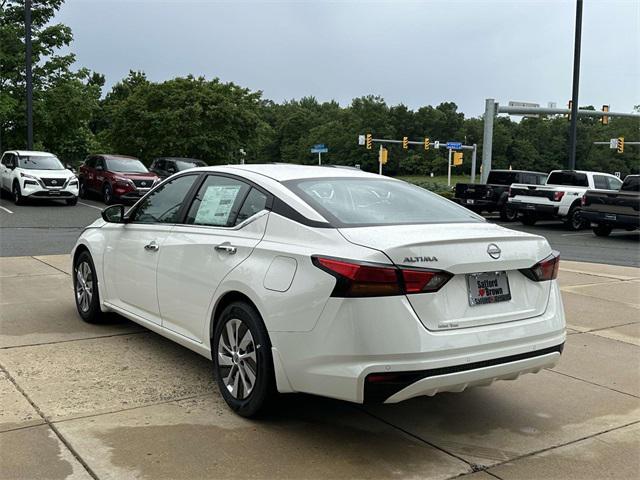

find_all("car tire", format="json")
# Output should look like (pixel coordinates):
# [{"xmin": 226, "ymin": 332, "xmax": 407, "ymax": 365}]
[
  {"xmin": 12, "ymin": 182, "xmax": 23, "ymax": 206},
  {"xmin": 73, "ymin": 251, "xmax": 104, "ymax": 323},
  {"xmin": 593, "ymin": 224, "xmax": 612, "ymax": 237},
  {"xmin": 103, "ymin": 184, "xmax": 113, "ymax": 205},
  {"xmin": 66, "ymin": 197, "xmax": 78, "ymax": 206},
  {"xmin": 520, "ymin": 213, "xmax": 537, "ymax": 226},
  {"xmin": 500, "ymin": 205, "xmax": 518, "ymax": 222},
  {"xmin": 79, "ymin": 180, "xmax": 87, "ymax": 199},
  {"xmin": 213, "ymin": 301, "xmax": 276, "ymax": 418},
  {"xmin": 565, "ymin": 206, "xmax": 586, "ymax": 231}
]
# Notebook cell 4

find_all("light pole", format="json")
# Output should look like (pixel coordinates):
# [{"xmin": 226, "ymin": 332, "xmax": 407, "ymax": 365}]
[
  {"xmin": 568, "ymin": 0, "xmax": 583, "ymax": 170},
  {"xmin": 25, "ymin": 0, "xmax": 33, "ymax": 150}
]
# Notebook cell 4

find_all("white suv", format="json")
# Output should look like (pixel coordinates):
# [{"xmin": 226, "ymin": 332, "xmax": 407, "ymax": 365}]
[{"xmin": 0, "ymin": 150, "xmax": 79, "ymax": 205}]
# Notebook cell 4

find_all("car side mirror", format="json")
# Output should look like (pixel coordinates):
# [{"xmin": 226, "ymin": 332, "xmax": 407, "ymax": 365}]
[{"xmin": 102, "ymin": 205, "xmax": 127, "ymax": 223}]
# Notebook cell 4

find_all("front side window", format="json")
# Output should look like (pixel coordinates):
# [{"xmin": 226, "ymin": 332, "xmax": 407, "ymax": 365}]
[
  {"xmin": 185, "ymin": 176, "xmax": 250, "ymax": 227},
  {"xmin": 607, "ymin": 176, "xmax": 623, "ymax": 190},
  {"xmin": 131, "ymin": 174, "xmax": 198, "ymax": 224},
  {"xmin": 285, "ymin": 177, "xmax": 481, "ymax": 227},
  {"xmin": 17, "ymin": 155, "xmax": 64, "ymax": 170},
  {"xmin": 105, "ymin": 157, "xmax": 148, "ymax": 173}
]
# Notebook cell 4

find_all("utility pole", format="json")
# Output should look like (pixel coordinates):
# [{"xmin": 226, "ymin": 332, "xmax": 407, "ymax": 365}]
[
  {"xmin": 568, "ymin": 0, "xmax": 583, "ymax": 169},
  {"xmin": 447, "ymin": 148, "xmax": 452, "ymax": 187},
  {"xmin": 25, "ymin": 0, "xmax": 34, "ymax": 150}
]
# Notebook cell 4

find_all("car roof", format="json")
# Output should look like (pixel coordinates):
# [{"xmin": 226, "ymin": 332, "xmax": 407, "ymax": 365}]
[
  {"xmin": 489, "ymin": 169, "xmax": 547, "ymax": 174},
  {"xmin": 97, "ymin": 154, "xmax": 140, "ymax": 160},
  {"xmin": 9, "ymin": 150, "xmax": 55, "ymax": 157},
  {"xmin": 193, "ymin": 164, "xmax": 380, "ymax": 182}
]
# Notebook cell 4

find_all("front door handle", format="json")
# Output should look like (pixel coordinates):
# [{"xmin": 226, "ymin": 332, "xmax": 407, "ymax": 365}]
[
  {"xmin": 215, "ymin": 243, "xmax": 237, "ymax": 255},
  {"xmin": 144, "ymin": 241, "xmax": 159, "ymax": 252}
]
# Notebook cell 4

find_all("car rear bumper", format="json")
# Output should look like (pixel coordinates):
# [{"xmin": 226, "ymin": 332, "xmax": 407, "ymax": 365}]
[
  {"xmin": 270, "ymin": 281, "xmax": 566, "ymax": 403},
  {"xmin": 581, "ymin": 210, "xmax": 640, "ymax": 229},
  {"xmin": 509, "ymin": 201, "xmax": 559, "ymax": 216},
  {"xmin": 453, "ymin": 198, "xmax": 497, "ymax": 209}
]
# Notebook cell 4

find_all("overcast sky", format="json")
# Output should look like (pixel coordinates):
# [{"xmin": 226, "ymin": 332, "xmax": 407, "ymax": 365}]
[{"xmin": 57, "ymin": 0, "xmax": 639, "ymax": 117}]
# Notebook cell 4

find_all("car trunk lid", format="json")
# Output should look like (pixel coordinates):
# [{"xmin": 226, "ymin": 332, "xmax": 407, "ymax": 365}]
[{"xmin": 339, "ymin": 222, "xmax": 552, "ymax": 331}]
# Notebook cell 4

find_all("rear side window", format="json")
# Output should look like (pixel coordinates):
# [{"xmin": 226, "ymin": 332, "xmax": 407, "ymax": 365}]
[
  {"xmin": 235, "ymin": 188, "xmax": 268, "ymax": 225},
  {"xmin": 593, "ymin": 175, "xmax": 609, "ymax": 189},
  {"xmin": 547, "ymin": 172, "xmax": 588, "ymax": 187},
  {"xmin": 185, "ymin": 175, "xmax": 250, "ymax": 227},
  {"xmin": 536, "ymin": 174, "xmax": 547, "ymax": 185},
  {"xmin": 487, "ymin": 171, "xmax": 517, "ymax": 185},
  {"xmin": 622, "ymin": 176, "xmax": 640, "ymax": 192},
  {"xmin": 285, "ymin": 177, "xmax": 481, "ymax": 227}
]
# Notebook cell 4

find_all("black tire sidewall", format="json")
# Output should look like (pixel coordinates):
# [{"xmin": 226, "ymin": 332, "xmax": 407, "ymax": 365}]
[
  {"xmin": 566, "ymin": 207, "xmax": 584, "ymax": 231},
  {"xmin": 79, "ymin": 181, "xmax": 87, "ymax": 198},
  {"xmin": 13, "ymin": 183, "xmax": 22, "ymax": 205},
  {"xmin": 500, "ymin": 206, "xmax": 517, "ymax": 222},
  {"xmin": 521, "ymin": 214, "xmax": 537, "ymax": 226},
  {"xmin": 213, "ymin": 302, "xmax": 275, "ymax": 417},
  {"xmin": 67, "ymin": 197, "xmax": 78, "ymax": 206},
  {"xmin": 593, "ymin": 225, "xmax": 612, "ymax": 237},
  {"xmin": 103, "ymin": 184, "xmax": 113, "ymax": 205},
  {"xmin": 73, "ymin": 251, "xmax": 102, "ymax": 322}
]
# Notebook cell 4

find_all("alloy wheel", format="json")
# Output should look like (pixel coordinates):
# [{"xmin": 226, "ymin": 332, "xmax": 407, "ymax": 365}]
[
  {"xmin": 75, "ymin": 261, "xmax": 94, "ymax": 313},
  {"xmin": 217, "ymin": 318, "xmax": 258, "ymax": 400}
]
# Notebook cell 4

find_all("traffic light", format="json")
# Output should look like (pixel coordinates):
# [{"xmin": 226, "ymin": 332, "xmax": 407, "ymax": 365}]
[
  {"xmin": 453, "ymin": 152, "xmax": 463, "ymax": 166},
  {"xmin": 366, "ymin": 133, "xmax": 372, "ymax": 150},
  {"xmin": 601, "ymin": 105, "xmax": 609, "ymax": 125},
  {"xmin": 424, "ymin": 137, "xmax": 430, "ymax": 150},
  {"xmin": 379, "ymin": 147, "xmax": 388, "ymax": 165},
  {"xmin": 567, "ymin": 100, "xmax": 573, "ymax": 121},
  {"xmin": 402, "ymin": 136, "xmax": 409, "ymax": 149},
  {"xmin": 617, "ymin": 137, "xmax": 624, "ymax": 154}
]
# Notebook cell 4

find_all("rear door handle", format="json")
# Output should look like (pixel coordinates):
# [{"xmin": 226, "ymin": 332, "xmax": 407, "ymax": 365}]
[
  {"xmin": 215, "ymin": 243, "xmax": 237, "ymax": 255},
  {"xmin": 144, "ymin": 241, "xmax": 159, "ymax": 252}
]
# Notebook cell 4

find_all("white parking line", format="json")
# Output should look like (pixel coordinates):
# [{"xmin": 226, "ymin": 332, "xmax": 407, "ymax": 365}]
[
  {"xmin": 0, "ymin": 205, "xmax": 14, "ymax": 214},
  {"xmin": 561, "ymin": 232, "xmax": 594, "ymax": 237},
  {"xmin": 78, "ymin": 201, "xmax": 103, "ymax": 211}
]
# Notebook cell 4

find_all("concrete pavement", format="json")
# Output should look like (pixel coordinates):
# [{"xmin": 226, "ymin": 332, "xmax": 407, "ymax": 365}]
[{"xmin": 1, "ymin": 256, "xmax": 639, "ymax": 479}]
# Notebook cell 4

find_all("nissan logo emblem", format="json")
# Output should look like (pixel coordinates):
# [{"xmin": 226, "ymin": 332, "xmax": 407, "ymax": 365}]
[
  {"xmin": 487, "ymin": 243, "xmax": 501, "ymax": 259},
  {"xmin": 51, "ymin": 180, "xmax": 57, "ymax": 185},
  {"xmin": 140, "ymin": 182, "xmax": 146, "ymax": 186}
]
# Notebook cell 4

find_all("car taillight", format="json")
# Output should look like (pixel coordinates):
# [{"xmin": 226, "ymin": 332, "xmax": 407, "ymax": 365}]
[
  {"xmin": 581, "ymin": 195, "xmax": 586, "ymax": 207},
  {"xmin": 508, "ymin": 187, "xmax": 514, "ymax": 198},
  {"xmin": 312, "ymin": 256, "xmax": 452, "ymax": 297},
  {"xmin": 520, "ymin": 251, "xmax": 560, "ymax": 282},
  {"xmin": 552, "ymin": 191, "xmax": 565, "ymax": 202}
]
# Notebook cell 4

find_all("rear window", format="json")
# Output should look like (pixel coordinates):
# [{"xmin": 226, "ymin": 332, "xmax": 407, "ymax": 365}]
[
  {"xmin": 622, "ymin": 176, "xmax": 640, "ymax": 192},
  {"xmin": 284, "ymin": 177, "xmax": 481, "ymax": 227},
  {"xmin": 547, "ymin": 171, "xmax": 589, "ymax": 187},
  {"xmin": 487, "ymin": 171, "xmax": 518, "ymax": 185}
]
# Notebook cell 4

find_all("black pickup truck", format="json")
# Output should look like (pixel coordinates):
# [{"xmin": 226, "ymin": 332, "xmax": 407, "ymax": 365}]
[
  {"xmin": 581, "ymin": 175, "xmax": 640, "ymax": 236},
  {"xmin": 454, "ymin": 170, "xmax": 547, "ymax": 221}
]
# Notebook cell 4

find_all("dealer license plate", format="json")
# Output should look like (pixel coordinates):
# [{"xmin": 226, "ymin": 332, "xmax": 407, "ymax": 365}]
[{"xmin": 467, "ymin": 271, "xmax": 511, "ymax": 306}]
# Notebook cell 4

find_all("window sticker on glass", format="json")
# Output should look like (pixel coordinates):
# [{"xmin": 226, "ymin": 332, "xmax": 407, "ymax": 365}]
[{"xmin": 194, "ymin": 185, "xmax": 241, "ymax": 226}]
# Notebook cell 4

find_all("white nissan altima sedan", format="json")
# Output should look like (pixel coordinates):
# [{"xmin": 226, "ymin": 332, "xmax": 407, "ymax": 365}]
[{"xmin": 72, "ymin": 164, "xmax": 565, "ymax": 417}]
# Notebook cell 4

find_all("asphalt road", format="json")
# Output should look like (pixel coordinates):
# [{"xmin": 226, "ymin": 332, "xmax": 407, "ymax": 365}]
[{"xmin": 1, "ymin": 195, "xmax": 638, "ymax": 266}]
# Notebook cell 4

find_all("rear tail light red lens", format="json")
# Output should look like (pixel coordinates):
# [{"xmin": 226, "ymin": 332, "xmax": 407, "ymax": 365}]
[
  {"xmin": 520, "ymin": 251, "xmax": 560, "ymax": 282},
  {"xmin": 312, "ymin": 256, "xmax": 452, "ymax": 297},
  {"xmin": 553, "ymin": 191, "xmax": 565, "ymax": 202}
]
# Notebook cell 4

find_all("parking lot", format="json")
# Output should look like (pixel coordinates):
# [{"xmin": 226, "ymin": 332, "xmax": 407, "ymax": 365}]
[
  {"xmin": 0, "ymin": 194, "xmax": 638, "ymax": 480},
  {"xmin": 1, "ymin": 195, "xmax": 639, "ymax": 267},
  {"xmin": 0, "ymin": 253, "xmax": 638, "ymax": 479}
]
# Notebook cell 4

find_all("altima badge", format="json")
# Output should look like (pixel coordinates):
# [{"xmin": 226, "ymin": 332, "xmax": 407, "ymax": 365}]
[{"xmin": 487, "ymin": 244, "xmax": 501, "ymax": 259}]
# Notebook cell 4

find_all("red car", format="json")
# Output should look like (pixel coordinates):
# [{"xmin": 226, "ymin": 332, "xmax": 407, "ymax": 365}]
[{"xmin": 79, "ymin": 154, "xmax": 159, "ymax": 204}]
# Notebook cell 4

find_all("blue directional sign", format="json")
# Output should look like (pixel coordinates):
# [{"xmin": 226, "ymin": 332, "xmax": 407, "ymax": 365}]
[
  {"xmin": 310, "ymin": 144, "xmax": 328, "ymax": 153},
  {"xmin": 446, "ymin": 142, "xmax": 462, "ymax": 150}
]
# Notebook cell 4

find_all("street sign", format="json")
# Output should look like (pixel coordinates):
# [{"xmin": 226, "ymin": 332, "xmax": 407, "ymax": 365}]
[
  {"xmin": 609, "ymin": 138, "xmax": 618, "ymax": 149},
  {"xmin": 358, "ymin": 135, "xmax": 365, "ymax": 146},
  {"xmin": 310, "ymin": 144, "xmax": 328, "ymax": 154},
  {"xmin": 434, "ymin": 140, "xmax": 440, "ymax": 149},
  {"xmin": 446, "ymin": 142, "xmax": 462, "ymax": 150}
]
